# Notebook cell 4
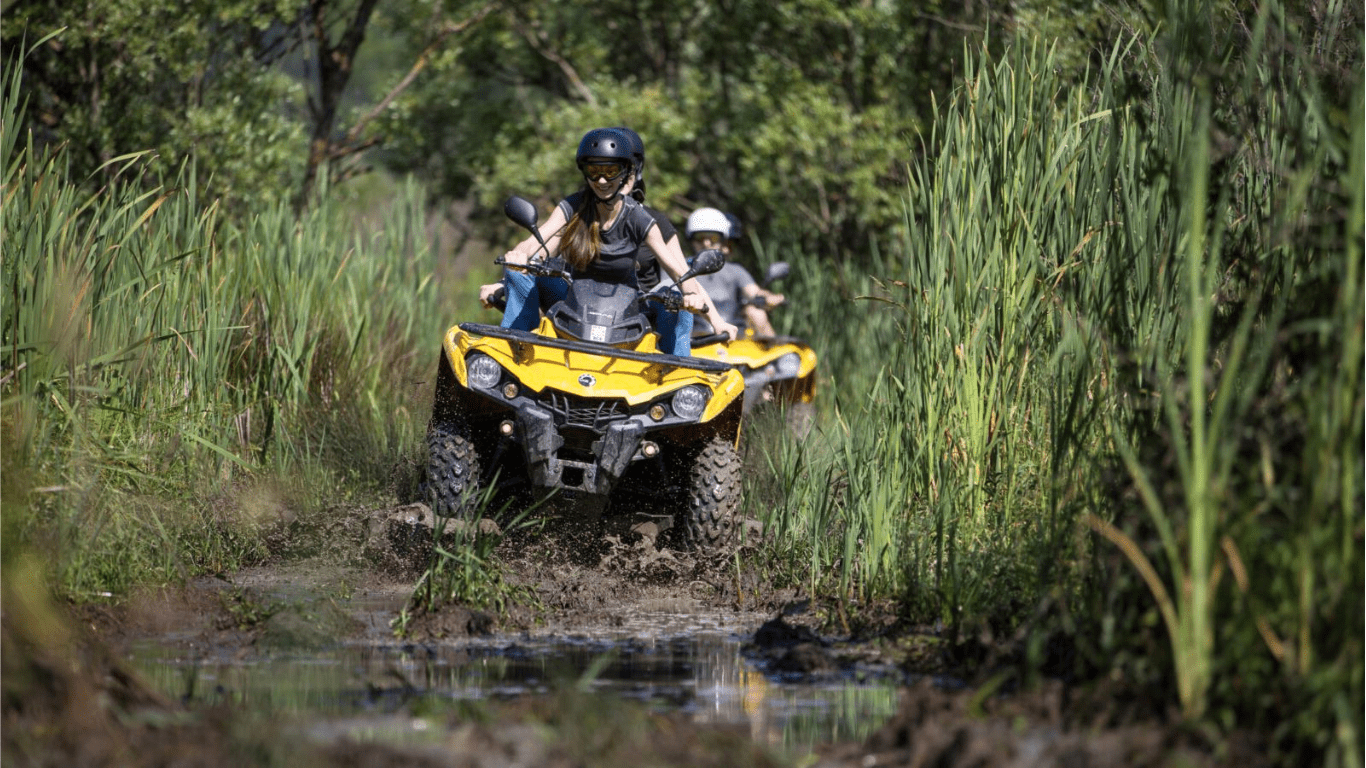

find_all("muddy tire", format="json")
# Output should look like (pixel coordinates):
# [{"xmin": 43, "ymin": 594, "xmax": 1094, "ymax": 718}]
[
  {"xmin": 680, "ymin": 437, "xmax": 742, "ymax": 554},
  {"xmin": 425, "ymin": 420, "xmax": 482, "ymax": 519}
]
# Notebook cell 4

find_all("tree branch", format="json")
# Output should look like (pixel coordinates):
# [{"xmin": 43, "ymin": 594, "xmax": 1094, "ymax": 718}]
[
  {"xmin": 508, "ymin": 12, "xmax": 598, "ymax": 106},
  {"xmin": 327, "ymin": 135, "xmax": 381, "ymax": 161},
  {"xmin": 343, "ymin": 2, "xmax": 498, "ymax": 146}
]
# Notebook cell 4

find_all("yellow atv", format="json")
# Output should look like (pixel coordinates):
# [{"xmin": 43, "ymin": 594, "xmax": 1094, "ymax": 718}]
[
  {"xmin": 690, "ymin": 262, "xmax": 818, "ymax": 434},
  {"xmin": 422, "ymin": 197, "xmax": 747, "ymax": 553}
]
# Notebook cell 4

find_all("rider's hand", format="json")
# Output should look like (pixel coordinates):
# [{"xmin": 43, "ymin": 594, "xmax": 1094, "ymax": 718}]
[
  {"xmin": 479, "ymin": 282, "xmax": 502, "ymax": 309},
  {"xmin": 763, "ymin": 290, "xmax": 786, "ymax": 307},
  {"xmin": 717, "ymin": 321, "xmax": 739, "ymax": 341},
  {"xmin": 682, "ymin": 293, "xmax": 707, "ymax": 314}
]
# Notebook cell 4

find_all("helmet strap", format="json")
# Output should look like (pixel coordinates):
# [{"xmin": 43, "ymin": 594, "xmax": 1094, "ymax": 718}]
[
  {"xmin": 589, "ymin": 171, "xmax": 629, "ymax": 204},
  {"xmin": 591, "ymin": 186, "xmax": 621, "ymax": 204}
]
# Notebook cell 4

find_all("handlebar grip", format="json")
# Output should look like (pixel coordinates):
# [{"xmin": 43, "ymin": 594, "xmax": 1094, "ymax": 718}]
[
  {"xmin": 496, "ymin": 256, "xmax": 571, "ymax": 281},
  {"xmin": 690, "ymin": 332, "xmax": 731, "ymax": 348},
  {"xmin": 640, "ymin": 288, "xmax": 685, "ymax": 313}
]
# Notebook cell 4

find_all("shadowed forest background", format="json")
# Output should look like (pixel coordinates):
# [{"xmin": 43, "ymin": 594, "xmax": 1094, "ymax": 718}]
[{"xmin": 2, "ymin": 1, "xmax": 1362, "ymax": 766}]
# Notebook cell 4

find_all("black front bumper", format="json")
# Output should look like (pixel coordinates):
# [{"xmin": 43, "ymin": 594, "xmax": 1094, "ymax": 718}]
[{"xmin": 514, "ymin": 405, "xmax": 646, "ymax": 495}]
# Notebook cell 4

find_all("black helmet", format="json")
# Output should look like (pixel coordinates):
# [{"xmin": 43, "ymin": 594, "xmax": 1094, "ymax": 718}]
[
  {"xmin": 613, "ymin": 126, "xmax": 647, "ymax": 200},
  {"xmin": 614, "ymin": 127, "xmax": 645, "ymax": 167},
  {"xmin": 576, "ymin": 127, "xmax": 635, "ymax": 172}
]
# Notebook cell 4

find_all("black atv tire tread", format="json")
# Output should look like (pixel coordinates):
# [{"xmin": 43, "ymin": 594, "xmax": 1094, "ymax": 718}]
[
  {"xmin": 426, "ymin": 421, "xmax": 482, "ymax": 519},
  {"xmin": 682, "ymin": 437, "xmax": 742, "ymax": 554}
]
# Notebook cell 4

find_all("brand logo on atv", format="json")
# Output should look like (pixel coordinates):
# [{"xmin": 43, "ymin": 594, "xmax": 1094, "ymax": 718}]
[{"xmin": 578, "ymin": 374, "xmax": 596, "ymax": 388}]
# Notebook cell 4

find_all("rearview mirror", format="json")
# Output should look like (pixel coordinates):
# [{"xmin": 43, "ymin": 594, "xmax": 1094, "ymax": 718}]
[
  {"xmin": 685, "ymin": 248, "xmax": 726, "ymax": 281},
  {"xmin": 763, "ymin": 261, "xmax": 790, "ymax": 286},
  {"xmin": 503, "ymin": 195, "xmax": 539, "ymax": 231},
  {"xmin": 503, "ymin": 195, "xmax": 547, "ymax": 254}
]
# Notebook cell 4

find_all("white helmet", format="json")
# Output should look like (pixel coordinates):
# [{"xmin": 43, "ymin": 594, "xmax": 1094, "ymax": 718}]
[{"xmin": 686, "ymin": 207, "xmax": 731, "ymax": 240}]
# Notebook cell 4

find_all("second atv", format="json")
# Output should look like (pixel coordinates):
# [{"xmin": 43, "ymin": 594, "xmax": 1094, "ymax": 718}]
[
  {"xmin": 691, "ymin": 262, "xmax": 818, "ymax": 434},
  {"xmin": 422, "ymin": 196, "xmax": 748, "ymax": 553}
]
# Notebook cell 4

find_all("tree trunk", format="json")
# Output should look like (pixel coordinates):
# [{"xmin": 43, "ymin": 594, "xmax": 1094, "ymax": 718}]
[{"xmin": 296, "ymin": 0, "xmax": 382, "ymax": 212}]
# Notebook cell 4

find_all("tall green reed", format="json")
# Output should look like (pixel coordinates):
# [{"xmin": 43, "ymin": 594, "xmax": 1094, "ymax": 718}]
[
  {"xmin": 1077, "ymin": 3, "xmax": 1362, "ymax": 741},
  {"xmin": 2, "ymin": 56, "xmax": 455, "ymax": 596},
  {"xmin": 752, "ymin": 3, "xmax": 1360, "ymax": 760},
  {"xmin": 754, "ymin": 38, "xmax": 1130, "ymax": 619}
]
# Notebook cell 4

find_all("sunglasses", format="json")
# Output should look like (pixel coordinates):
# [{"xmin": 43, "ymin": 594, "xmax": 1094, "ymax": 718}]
[{"xmin": 583, "ymin": 162, "xmax": 627, "ymax": 182}]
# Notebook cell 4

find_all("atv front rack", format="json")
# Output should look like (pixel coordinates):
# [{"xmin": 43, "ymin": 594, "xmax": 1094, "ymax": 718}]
[{"xmin": 458, "ymin": 323, "xmax": 734, "ymax": 373}]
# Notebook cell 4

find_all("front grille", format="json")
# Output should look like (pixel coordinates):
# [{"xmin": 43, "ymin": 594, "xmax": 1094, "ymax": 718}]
[{"xmin": 541, "ymin": 390, "xmax": 628, "ymax": 432}]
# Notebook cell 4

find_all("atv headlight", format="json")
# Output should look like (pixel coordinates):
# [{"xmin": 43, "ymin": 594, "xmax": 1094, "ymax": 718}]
[
  {"xmin": 671, "ymin": 385, "xmax": 709, "ymax": 420},
  {"xmin": 775, "ymin": 352, "xmax": 802, "ymax": 377},
  {"xmin": 465, "ymin": 353, "xmax": 503, "ymax": 389}
]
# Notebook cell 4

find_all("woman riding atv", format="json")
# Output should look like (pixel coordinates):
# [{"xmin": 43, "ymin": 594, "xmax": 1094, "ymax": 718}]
[
  {"xmin": 480, "ymin": 128, "xmax": 694, "ymax": 345},
  {"xmin": 481, "ymin": 128, "xmax": 736, "ymax": 353},
  {"xmin": 685, "ymin": 207, "xmax": 784, "ymax": 338}
]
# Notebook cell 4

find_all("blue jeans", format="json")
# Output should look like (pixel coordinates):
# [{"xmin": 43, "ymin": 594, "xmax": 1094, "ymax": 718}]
[
  {"xmin": 645, "ymin": 298, "xmax": 694, "ymax": 357},
  {"xmin": 499, "ymin": 269, "xmax": 566, "ymax": 332},
  {"xmin": 500, "ymin": 268, "xmax": 693, "ymax": 356}
]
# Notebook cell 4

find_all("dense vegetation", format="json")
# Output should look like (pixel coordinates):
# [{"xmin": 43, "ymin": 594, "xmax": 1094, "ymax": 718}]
[
  {"xmin": 753, "ymin": 18, "xmax": 1362, "ymax": 764},
  {"xmin": 3, "ymin": 1, "xmax": 1361, "ymax": 766},
  {"xmin": 5, "ymin": 0, "xmax": 1145, "ymax": 254}
]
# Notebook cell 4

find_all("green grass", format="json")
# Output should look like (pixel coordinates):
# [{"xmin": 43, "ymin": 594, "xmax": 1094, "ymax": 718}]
[
  {"xmin": 0, "ymin": 55, "xmax": 482, "ymax": 595},
  {"xmin": 396, "ymin": 491, "xmax": 544, "ymax": 635},
  {"xmin": 745, "ymin": 9, "xmax": 1361, "ymax": 765}
]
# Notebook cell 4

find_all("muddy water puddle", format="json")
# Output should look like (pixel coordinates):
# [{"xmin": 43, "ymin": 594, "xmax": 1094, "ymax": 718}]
[{"xmin": 128, "ymin": 598, "xmax": 903, "ymax": 755}]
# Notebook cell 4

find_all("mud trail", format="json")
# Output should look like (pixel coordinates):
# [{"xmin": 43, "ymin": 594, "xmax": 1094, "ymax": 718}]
[{"xmin": 4, "ymin": 502, "xmax": 1269, "ymax": 767}]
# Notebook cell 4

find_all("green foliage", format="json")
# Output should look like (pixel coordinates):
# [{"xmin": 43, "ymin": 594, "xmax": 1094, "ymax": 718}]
[
  {"xmin": 4, "ymin": 0, "xmax": 306, "ymax": 208},
  {"xmin": 220, "ymin": 588, "xmax": 284, "ymax": 630},
  {"xmin": 373, "ymin": 0, "xmax": 1138, "ymax": 259},
  {"xmin": 398, "ymin": 491, "xmax": 543, "ymax": 632},
  {"xmin": 6, "ymin": 0, "xmax": 1151, "ymax": 249}
]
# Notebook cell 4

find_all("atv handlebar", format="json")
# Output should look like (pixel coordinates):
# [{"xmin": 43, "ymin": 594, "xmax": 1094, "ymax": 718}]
[
  {"xmin": 639, "ymin": 285, "xmax": 707, "ymax": 315},
  {"xmin": 690, "ymin": 332, "xmax": 731, "ymax": 348},
  {"xmin": 495, "ymin": 255, "xmax": 573, "ymax": 282},
  {"xmin": 638, "ymin": 248, "xmax": 726, "ymax": 316}
]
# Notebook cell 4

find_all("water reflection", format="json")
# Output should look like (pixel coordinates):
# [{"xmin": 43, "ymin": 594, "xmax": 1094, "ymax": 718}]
[{"xmin": 129, "ymin": 612, "xmax": 901, "ymax": 753}]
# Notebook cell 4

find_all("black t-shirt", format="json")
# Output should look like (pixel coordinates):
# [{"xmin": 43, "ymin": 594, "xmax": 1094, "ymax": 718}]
[
  {"xmin": 556, "ymin": 193, "xmax": 658, "ymax": 288},
  {"xmin": 634, "ymin": 206, "xmax": 677, "ymax": 290}
]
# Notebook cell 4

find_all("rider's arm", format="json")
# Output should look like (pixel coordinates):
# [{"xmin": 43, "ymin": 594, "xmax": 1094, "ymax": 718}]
[
  {"xmin": 663, "ymin": 232, "xmax": 687, "ymax": 265},
  {"xmin": 740, "ymin": 284, "xmax": 777, "ymax": 335},
  {"xmin": 503, "ymin": 206, "xmax": 568, "ymax": 266},
  {"xmin": 744, "ymin": 304, "xmax": 776, "ymax": 336},
  {"xmin": 649, "ymin": 227, "xmax": 737, "ymax": 340}
]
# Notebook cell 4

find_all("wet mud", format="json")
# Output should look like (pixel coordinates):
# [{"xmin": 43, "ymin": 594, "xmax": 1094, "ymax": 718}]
[{"xmin": 3, "ymin": 502, "xmax": 1268, "ymax": 767}]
